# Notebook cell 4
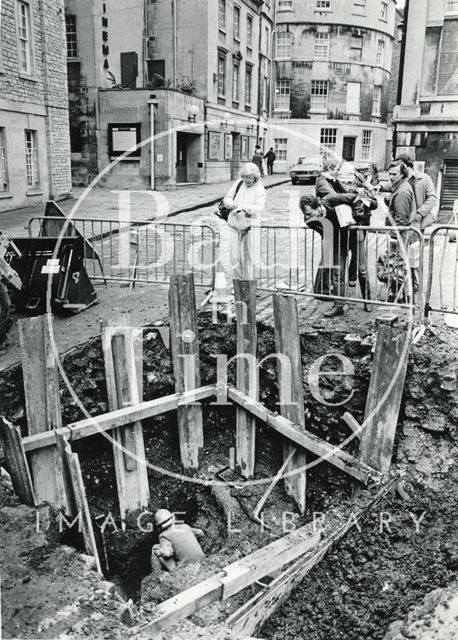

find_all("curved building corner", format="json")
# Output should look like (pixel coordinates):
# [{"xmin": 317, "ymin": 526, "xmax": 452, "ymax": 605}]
[{"xmin": 268, "ymin": 0, "xmax": 397, "ymax": 172}]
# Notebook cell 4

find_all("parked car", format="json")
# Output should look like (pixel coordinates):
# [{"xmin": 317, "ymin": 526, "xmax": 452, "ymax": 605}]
[
  {"xmin": 289, "ymin": 156, "xmax": 324, "ymax": 185},
  {"xmin": 338, "ymin": 161, "xmax": 379, "ymax": 186}
]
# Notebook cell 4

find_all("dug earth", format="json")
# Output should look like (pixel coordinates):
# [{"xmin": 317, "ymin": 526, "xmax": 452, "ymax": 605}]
[{"xmin": 1, "ymin": 318, "xmax": 457, "ymax": 639}]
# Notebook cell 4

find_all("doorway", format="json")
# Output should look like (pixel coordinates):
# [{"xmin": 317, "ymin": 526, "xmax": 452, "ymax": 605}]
[
  {"xmin": 342, "ymin": 137, "xmax": 356, "ymax": 162},
  {"xmin": 176, "ymin": 132, "xmax": 187, "ymax": 183},
  {"xmin": 230, "ymin": 132, "xmax": 241, "ymax": 180},
  {"xmin": 441, "ymin": 159, "xmax": 458, "ymax": 210}
]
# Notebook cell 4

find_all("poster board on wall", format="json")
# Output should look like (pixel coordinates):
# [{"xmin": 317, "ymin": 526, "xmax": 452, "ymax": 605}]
[
  {"xmin": 208, "ymin": 131, "xmax": 221, "ymax": 160},
  {"xmin": 224, "ymin": 134, "xmax": 233, "ymax": 160},
  {"xmin": 248, "ymin": 137, "xmax": 256, "ymax": 161},
  {"xmin": 241, "ymin": 136, "xmax": 248, "ymax": 160},
  {"xmin": 108, "ymin": 123, "xmax": 141, "ymax": 158}
]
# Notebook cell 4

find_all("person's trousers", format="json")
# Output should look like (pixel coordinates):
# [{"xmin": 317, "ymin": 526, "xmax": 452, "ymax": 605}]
[
  {"xmin": 330, "ymin": 234, "xmax": 349, "ymax": 307},
  {"xmin": 230, "ymin": 228, "xmax": 254, "ymax": 280},
  {"xmin": 267, "ymin": 162, "xmax": 274, "ymax": 175},
  {"xmin": 349, "ymin": 230, "xmax": 371, "ymax": 300}
]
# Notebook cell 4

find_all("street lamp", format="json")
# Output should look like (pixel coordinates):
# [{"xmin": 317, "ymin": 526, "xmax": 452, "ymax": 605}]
[
  {"xmin": 221, "ymin": 112, "xmax": 235, "ymax": 129},
  {"xmin": 187, "ymin": 104, "xmax": 200, "ymax": 122}
]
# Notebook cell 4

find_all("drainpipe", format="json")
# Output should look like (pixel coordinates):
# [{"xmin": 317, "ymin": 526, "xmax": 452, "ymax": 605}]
[
  {"xmin": 268, "ymin": 9, "xmax": 276, "ymax": 151},
  {"xmin": 393, "ymin": 0, "xmax": 409, "ymax": 159},
  {"xmin": 148, "ymin": 100, "xmax": 158, "ymax": 190},
  {"xmin": 172, "ymin": 0, "xmax": 177, "ymax": 83},
  {"xmin": 143, "ymin": 0, "xmax": 147, "ymax": 86},
  {"xmin": 256, "ymin": 9, "xmax": 263, "ymax": 143},
  {"xmin": 396, "ymin": 0, "xmax": 409, "ymax": 107}
]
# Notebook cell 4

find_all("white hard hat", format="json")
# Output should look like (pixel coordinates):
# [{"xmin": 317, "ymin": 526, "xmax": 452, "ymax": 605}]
[{"xmin": 154, "ymin": 508, "xmax": 173, "ymax": 528}]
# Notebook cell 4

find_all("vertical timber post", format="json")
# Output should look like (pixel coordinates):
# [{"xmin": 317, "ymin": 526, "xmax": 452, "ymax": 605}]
[
  {"xmin": 169, "ymin": 274, "xmax": 203, "ymax": 469},
  {"xmin": 18, "ymin": 316, "xmax": 67, "ymax": 509},
  {"xmin": 359, "ymin": 325, "xmax": 410, "ymax": 476},
  {"xmin": 272, "ymin": 294, "xmax": 307, "ymax": 514},
  {"xmin": 102, "ymin": 320, "xmax": 149, "ymax": 520},
  {"xmin": 234, "ymin": 279, "xmax": 257, "ymax": 478},
  {"xmin": 63, "ymin": 439, "xmax": 102, "ymax": 574},
  {"xmin": 0, "ymin": 417, "xmax": 36, "ymax": 506}
]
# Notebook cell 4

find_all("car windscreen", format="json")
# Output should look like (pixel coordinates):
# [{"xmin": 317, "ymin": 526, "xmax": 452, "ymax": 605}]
[{"xmin": 298, "ymin": 157, "xmax": 321, "ymax": 166}]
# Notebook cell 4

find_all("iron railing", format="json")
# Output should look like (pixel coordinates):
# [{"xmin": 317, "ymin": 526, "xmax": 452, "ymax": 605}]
[
  {"xmin": 253, "ymin": 224, "xmax": 424, "ymax": 318},
  {"xmin": 28, "ymin": 217, "xmax": 218, "ymax": 288},
  {"xmin": 425, "ymin": 225, "xmax": 458, "ymax": 318},
  {"xmin": 28, "ymin": 216, "xmax": 426, "ymax": 319}
]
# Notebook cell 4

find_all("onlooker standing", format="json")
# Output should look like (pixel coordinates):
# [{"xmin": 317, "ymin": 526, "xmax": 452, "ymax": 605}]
[
  {"xmin": 348, "ymin": 183, "xmax": 378, "ymax": 309},
  {"xmin": 252, "ymin": 145, "xmax": 265, "ymax": 177},
  {"xmin": 300, "ymin": 191, "xmax": 367, "ymax": 315},
  {"xmin": 222, "ymin": 162, "xmax": 266, "ymax": 280},
  {"xmin": 386, "ymin": 161, "xmax": 418, "ymax": 228},
  {"xmin": 264, "ymin": 147, "xmax": 276, "ymax": 175},
  {"xmin": 387, "ymin": 160, "xmax": 419, "ymax": 293},
  {"xmin": 315, "ymin": 156, "xmax": 366, "ymax": 317},
  {"xmin": 395, "ymin": 154, "xmax": 438, "ymax": 231}
]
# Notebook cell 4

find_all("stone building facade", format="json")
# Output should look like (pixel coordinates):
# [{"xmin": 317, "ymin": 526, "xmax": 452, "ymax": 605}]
[
  {"xmin": 268, "ymin": 0, "xmax": 397, "ymax": 172},
  {"xmin": 394, "ymin": 0, "xmax": 458, "ymax": 209},
  {"xmin": 65, "ymin": 0, "xmax": 274, "ymax": 189},
  {"xmin": 0, "ymin": 0, "xmax": 72, "ymax": 212}
]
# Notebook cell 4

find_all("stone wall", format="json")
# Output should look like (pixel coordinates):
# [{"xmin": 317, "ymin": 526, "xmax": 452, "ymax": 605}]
[
  {"xmin": 0, "ymin": 0, "xmax": 71, "ymax": 208},
  {"xmin": 40, "ymin": 0, "xmax": 72, "ymax": 198}
]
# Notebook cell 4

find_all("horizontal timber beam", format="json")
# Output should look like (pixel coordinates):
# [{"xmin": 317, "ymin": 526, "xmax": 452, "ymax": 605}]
[
  {"xmin": 21, "ymin": 385, "xmax": 216, "ymax": 453},
  {"xmin": 227, "ymin": 475, "xmax": 400, "ymax": 637},
  {"xmin": 136, "ymin": 478, "xmax": 399, "ymax": 636},
  {"xmin": 136, "ymin": 521, "xmax": 321, "ymax": 635},
  {"xmin": 227, "ymin": 387, "xmax": 381, "ymax": 485},
  {"xmin": 342, "ymin": 412, "xmax": 362, "ymax": 441}
]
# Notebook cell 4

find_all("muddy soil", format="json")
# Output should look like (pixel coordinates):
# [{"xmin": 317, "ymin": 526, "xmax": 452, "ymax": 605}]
[
  {"xmin": 263, "ymin": 467, "xmax": 458, "ymax": 640},
  {"xmin": 1, "ymin": 315, "xmax": 457, "ymax": 639},
  {"xmin": 260, "ymin": 329, "xmax": 458, "ymax": 640},
  {"xmin": 0, "ymin": 476, "xmax": 126, "ymax": 640}
]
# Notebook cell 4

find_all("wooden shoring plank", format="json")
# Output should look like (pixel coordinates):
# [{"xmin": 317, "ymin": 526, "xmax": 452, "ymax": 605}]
[
  {"xmin": 18, "ymin": 316, "xmax": 67, "ymax": 509},
  {"xmin": 136, "ymin": 523, "xmax": 322, "ymax": 635},
  {"xmin": 55, "ymin": 432, "xmax": 77, "ymax": 517},
  {"xmin": 102, "ymin": 321, "xmax": 149, "ymax": 519},
  {"xmin": 272, "ymin": 293, "xmax": 307, "ymax": 514},
  {"xmin": 64, "ymin": 441, "xmax": 102, "ymax": 574},
  {"xmin": 342, "ymin": 412, "xmax": 362, "ymax": 440},
  {"xmin": 360, "ymin": 326, "xmax": 410, "ymax": 476},
  {"xmin": 253, "ymin": 448, "xmax": 296, "ymax": 520},
  {"xmin": 234, "ymin": 279, "xmax": 257, "ymax": 478},
  {"xmin": 21, "ymin": 386, "xmax": 216, "ymax": 453},
  {"xmin": 227, "ymin": 388, "xmax": 381, "ymax": 485},
  {"xmin": 227, "ymin": 476, "xmax": 400, "ymax": 638},
  {"xmin": 169, "ymin": 273, "xmax": 204, "ymax": 469},
  {"xmin": 0, "ymin": 417, "xmax": 36, "ymax": 506}
]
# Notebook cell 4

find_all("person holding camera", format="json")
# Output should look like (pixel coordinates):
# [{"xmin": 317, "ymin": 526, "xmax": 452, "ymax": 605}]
[{"xmin": 217, "ymin": 163, "xmax": 266, "ymax": 280}]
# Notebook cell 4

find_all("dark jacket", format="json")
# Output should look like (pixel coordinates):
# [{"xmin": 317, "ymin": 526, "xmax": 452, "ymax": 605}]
[
  {"xmin": 408, "ymin": 173, "xmax": 438, "ymax": 229},
  {"xmin": 264, "ymin": 150, "xmax": 276, "ymax": 163},
  {"xmin": 315, "ymin": 174, "xmax": 349, "ymax": 199},
  {"xmin": 158, "ymin": 524, "xmax": 205, "ymax": 563},
  {"xmin": 315, "ymin": 173, "xmax": 365, "ymax": 230},
  {"xmin": 306, "ymin": 191, "xmax": 360, "ymax": 252},
  {"xmin": 388, "ymin": 179, "xmax": 418, "ymax": 227},
  {"xmin": 252, "ymin": 151, "xmax": 263, "ymax": 167}
]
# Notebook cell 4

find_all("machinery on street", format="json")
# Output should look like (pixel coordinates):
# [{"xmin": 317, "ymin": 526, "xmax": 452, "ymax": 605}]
[{"xmin": 0, "ymin": 231, "xmax": 97, "ymax": 344}]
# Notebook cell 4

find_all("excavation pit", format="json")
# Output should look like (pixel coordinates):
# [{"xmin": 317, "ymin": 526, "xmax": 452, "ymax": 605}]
[{"xmin": 1, "ymin": 301, "xmax": 457, "ymax": 639}]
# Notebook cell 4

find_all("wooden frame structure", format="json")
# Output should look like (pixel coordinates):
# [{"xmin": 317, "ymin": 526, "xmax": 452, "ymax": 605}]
[{"xmin": 0, "ymin": 275, "xmax": 411, "ymax": 637}]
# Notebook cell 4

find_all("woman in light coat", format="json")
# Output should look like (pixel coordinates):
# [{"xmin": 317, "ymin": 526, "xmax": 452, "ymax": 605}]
[{"xmin": 222, "ymin": 163, "xmax": 266, "ymax": 280}]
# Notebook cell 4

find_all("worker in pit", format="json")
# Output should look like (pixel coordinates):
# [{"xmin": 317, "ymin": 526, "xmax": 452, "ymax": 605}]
[{"xmin": 151, "ymin": 508, "xmax": 205, "ymax": 572}]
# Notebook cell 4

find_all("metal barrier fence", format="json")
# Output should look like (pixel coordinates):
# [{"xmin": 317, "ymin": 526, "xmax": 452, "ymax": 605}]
[
  {"xmin": 28, "ymin": 217, "xmax": 217, "ymax": 288},
  {"xmin": 28, "ymin": 216, "xmax": 425, "ymax": 319},
  {"xmin": 425, "ymin": 225, "xmax": 458, "ymax": 318},
  {"xmin": 253, "ymin": 224, "xmax": 424, "ymax": 318}
]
